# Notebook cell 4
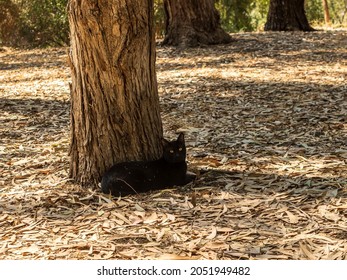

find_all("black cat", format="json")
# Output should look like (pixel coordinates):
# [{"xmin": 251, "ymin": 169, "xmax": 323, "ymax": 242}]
[{"xmin": 101, "ymin": 133, "xmax": 195, "ymax": 197}]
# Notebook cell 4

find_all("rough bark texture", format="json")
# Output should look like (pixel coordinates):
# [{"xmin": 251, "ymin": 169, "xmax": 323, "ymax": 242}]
[
  {"xmin": 68, "ymin": 0, "xmax": 163, "ymax": 185},
  {"xmin": 162, "ymin": 0, "xmax": 232, "ymax": 47},
  {"xmin": 264, "ymin": 0, "xmax": 314, "ymax": 31}
]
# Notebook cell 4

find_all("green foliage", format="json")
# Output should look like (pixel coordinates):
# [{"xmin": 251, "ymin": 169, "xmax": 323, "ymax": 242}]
[
  {"xmin": 0, "ymin": 0, "xmax": 69, "ymax": 47},
  {"xmin": 305, "ymin": 0, "xmax": 323, "ymax": 24},
  {"xmin": 214, "ymin": 0, "xmax": 270, "ymax": 32},
  {"xmin": 249, "ymin": 0, "xmax": 270, "ymax": 31},
  {"xmin": 305, "ymin": 0, "xmax": 347, "ymax": 26},
  {"xmin": 20, "ymin": 0, "xmax": 69, "ymax": 46},
  {"xmin": 330, "ymin": 0, "xmax": 347, "ymax": 25},
  {"xmin": 215, "ymin": 0, "xmax": 253, "ymax": 32}
]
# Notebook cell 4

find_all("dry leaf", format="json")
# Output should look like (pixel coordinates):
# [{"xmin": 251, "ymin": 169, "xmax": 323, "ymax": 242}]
[
  {"xmin": 206, "ymin": 226, "xmax": 217, "ymax": 240},
  {"xmin": 299, "ymin": 242, "xmax": 316, "ymax": 260},
  {"xmin": 285, "ymin": 210, "xmax": 299, "ymax": 224}
]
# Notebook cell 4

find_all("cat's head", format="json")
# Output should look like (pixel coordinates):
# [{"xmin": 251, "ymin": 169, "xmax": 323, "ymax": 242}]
[{"xmin": 162, "ymin": 133, "xmax": 186, "ymax": 163}]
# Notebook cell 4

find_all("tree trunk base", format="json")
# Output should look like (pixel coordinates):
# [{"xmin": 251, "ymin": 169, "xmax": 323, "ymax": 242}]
[
  {"xmin": 264, "ymin": 0, "xmax": 314, "ymax": 32},
  {"xmin": 68, "ymin": 0, "xmax": 163, "ymax": 185},
  {"xmin": 162, "ymin": 0, "xmax": 232, "ymax": 48}
]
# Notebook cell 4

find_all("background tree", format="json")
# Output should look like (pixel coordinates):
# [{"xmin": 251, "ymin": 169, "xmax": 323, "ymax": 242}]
[
  {"xmin": 68, "ymin": 0, "xmax": 163, "ymax": 185},
  {"xmin": 335, "ymin": 0, "xmax": 347, "ymax": 24},
  {"xmin": 162, "ymin": 0, "xmax": 232, "ymax": 47},
  {"xmin": 322, "ymin": 0, "xmax": 331, "ymax": 25},
  {"xmin": 264, "ymin": 0, "xmax": 314, "ymax": 31}
]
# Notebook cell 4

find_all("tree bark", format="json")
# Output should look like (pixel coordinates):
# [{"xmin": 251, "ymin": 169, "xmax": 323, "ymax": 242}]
[
  {"xmin": 264, "ymin": 0, "xmax": 314, "ymax": 31},
  {"xmin": 322, "ymin": 0, "xmax": 331, "ymax": 25},
  {"xmin": 68, "ymin": 0, "xmax": 163, "ymax": 185},
  {"xmin": 162, "ymin": 0, "xmax": 232, "ymax": 47}
]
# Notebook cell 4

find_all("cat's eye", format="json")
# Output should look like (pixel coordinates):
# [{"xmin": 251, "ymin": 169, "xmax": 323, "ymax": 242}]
[
  {"xmin": 178, "ymin": 148, "xmax": 183, "ymax": 151},
  {"xmin": 170, "ymin": 150, "xmax": 174, "ymax": 154}
]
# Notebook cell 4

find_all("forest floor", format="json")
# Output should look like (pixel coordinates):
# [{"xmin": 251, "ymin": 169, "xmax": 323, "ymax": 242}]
[{"xmin": 1, "ymin": 30, "xmax": 347, "ymax": 260}]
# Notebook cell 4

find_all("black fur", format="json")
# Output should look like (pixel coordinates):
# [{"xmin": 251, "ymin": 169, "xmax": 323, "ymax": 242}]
[{"xmin": 101, "ymin": 133, "xmax": 194, "ymax": 196}]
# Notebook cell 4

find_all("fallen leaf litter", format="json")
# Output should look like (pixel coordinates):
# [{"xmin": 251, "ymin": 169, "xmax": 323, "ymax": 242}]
[{"xmin": 0, "ymin": 31, "xmax": 346, "ymax": 259}]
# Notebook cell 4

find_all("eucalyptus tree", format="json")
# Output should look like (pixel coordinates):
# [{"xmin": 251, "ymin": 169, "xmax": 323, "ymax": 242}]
[{"xmin": 68, "ymin": 0, "xmax": 163, "ymax": 184}]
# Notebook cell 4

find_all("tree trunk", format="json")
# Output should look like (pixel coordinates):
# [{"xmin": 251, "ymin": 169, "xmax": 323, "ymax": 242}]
[
  {"xmin": 68, "ymin": 0, "xmax": 163, "ymax": 185},
  {"xmin": 162, "ymin": 0, "xmax": 232, "ymax": 47},
  {"xmin": 322, "ymin": 0, "xmax": 331, "ymax": 25},
  {"xmin": 264, "ymin": 0, "xmax": 314, "ymax": 31}
]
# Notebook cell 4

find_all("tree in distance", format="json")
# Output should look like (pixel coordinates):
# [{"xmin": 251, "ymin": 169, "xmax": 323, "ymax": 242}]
[
  {"xmin": 162, "ymin": 0, "xmax": 232, "ymax": 47},
  {"xmin": 265, "ymin": 0, "xmax": 314, "ymax": 31}
]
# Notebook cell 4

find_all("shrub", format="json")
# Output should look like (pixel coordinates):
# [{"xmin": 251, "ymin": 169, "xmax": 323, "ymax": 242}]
[{"xmin": 0, "ymin": 0, "xmax": 69, "ymax": 47}]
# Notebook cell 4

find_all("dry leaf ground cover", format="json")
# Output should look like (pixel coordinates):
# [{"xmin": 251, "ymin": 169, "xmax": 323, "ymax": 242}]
[{"xmin": 1, "ymin": 30, "xmax": 347, "ymax": 260}]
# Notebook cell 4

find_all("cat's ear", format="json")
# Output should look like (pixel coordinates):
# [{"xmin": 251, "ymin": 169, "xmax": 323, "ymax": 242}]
[
  {"xmin": 162, "ymin": 138, "xmax": 170, "ymax": 148},
  {"xmin": 177, "ymin": 132, "xmax": 185, "ymax": 143}
]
